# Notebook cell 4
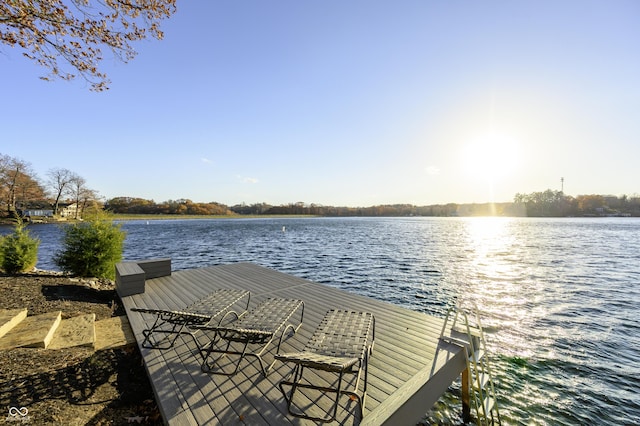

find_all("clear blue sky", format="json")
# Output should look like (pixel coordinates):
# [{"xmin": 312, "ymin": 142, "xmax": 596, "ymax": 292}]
[{"xmin": 2, "ymin": 1, "xmax": 639, "ymax": 207}]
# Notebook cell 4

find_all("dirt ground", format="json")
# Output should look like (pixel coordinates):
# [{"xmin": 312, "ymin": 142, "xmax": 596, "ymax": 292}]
[{"xmin": 0, "ymin": 271, "xmax": 161, "ymax": 425}]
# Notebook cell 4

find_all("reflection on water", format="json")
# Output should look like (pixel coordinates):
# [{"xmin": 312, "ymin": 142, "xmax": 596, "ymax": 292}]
[{"xmin": 2, "ymin": 217, "xmax": 640, "ymax": 424}]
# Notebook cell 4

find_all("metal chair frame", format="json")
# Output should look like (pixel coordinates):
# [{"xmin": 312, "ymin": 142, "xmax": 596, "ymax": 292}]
[
  {"xmin": 195, "ymin": 298, "xmax": 304, "ymax": 377},
  {"xmin": 276, "ymin": 309, "xmax": 375, "ymax": 423},
  {"xmin": 131, "ymin": 289, "xmax": 251, "ymax": 350}
]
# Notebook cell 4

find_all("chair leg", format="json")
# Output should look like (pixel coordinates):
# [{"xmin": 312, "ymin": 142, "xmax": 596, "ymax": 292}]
[
  {"xmin": 140, "ymin": 315, "xmax": 164, "ymax": 348},
  {"xmin": 200, "ymin": 337, "xmax": 252, "ymax": 376},
  {"xmin": 141, "ymin": 319, "xmax": 186, "ymax": 350},
  {"xmin": 200, "ymin": 335, "xmax": 231, "ymax": 373},
  {"xmin": 201, "ymin": 331, "xmax": 285, "ymax": 376},
  {"xmin": 279, "ymin": 363, "xmax": 304, "ymax": 414},
  {"xmin": 279, "ymin": 365, "xmax": 358, "ymax": 423}
]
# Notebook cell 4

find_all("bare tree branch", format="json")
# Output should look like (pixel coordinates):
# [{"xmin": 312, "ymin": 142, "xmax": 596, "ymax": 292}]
[{"xmin": 1, "ymin": 0, "xmax": 177, "ymax": 90}]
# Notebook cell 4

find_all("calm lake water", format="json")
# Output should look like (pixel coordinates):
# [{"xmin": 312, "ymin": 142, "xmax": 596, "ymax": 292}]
[{"xmin": 3, "ymin": 217, "xmax": 639, "ymax": 425}]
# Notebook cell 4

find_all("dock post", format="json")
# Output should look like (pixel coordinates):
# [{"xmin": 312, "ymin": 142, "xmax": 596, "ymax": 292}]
[{"xmin": 461, "ymin": 367, "xmax": 471, "ymax": 423}]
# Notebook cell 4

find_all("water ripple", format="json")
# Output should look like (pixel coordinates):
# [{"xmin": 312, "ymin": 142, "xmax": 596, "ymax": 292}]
[{"xmin": 5, "ymin": 217, "xmax": 640, "ymax": 424}]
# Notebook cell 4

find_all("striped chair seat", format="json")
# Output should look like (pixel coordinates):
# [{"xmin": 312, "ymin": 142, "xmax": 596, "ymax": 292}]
[
  {"xmin": 195, "ymin": 298, "xmax": 304, "ymax": 376},
  {"xmin": 276, "ymin": 309, "xmax": 375, "ymax": 423},
  {"xmin": 131, "ymin": 288, "xmax": 250, "ymax": 349}
]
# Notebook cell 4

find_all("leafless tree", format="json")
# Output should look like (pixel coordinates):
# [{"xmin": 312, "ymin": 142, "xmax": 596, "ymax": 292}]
[
  {"xmin": 47, "ymin": 167, "xmax": 76, "ymax": 216},
  {"xmin": 69, "ymin": 173, "xmax": 87, "ymax": 219}
]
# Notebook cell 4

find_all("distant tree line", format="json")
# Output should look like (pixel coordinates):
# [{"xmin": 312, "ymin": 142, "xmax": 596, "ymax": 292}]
[
  {"xmin": 104, "ymin": 199, "xmax": 470, "ymax": 217},
  {"xmin": 105, "ymin": 197, "xmax": 232, "ymax": 216},
  {"xmin": 229, "ymin": 202, "xmax": 465, "ymax": 217},
  {"xmin": 513, "ymin": 190, "xmax": 640, "ymax": 217},
  {"xmin": 103, "ymin": 192, "xmax": 640, "ymax": 218}
]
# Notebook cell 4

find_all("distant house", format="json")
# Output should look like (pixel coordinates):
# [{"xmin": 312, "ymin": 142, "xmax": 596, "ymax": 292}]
[
  {"xmin": 59, "ymin": 203, "xmax": 80, "ymax": 219},
  {"xmin": 20, "ymin": 209, "xmax": 54, "ymax": 222}
]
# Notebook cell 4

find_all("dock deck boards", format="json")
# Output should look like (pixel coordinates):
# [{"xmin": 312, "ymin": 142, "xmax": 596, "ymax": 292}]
[{"xmin": 121, "ymin": 262, "xmax": 466, "ymax": 425}]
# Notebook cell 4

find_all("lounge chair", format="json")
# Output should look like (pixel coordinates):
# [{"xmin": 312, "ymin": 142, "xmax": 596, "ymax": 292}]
[
  {"xmin": 275, "ymin": 309, "xmax": 375, "ymax": 423},
  {"xmin": 131, "ymin": 289, "xmax": 251, "ymax": 350},
  {"xmin": 194, "ymin": 298, "xmax": 304, "ymax": 376}
]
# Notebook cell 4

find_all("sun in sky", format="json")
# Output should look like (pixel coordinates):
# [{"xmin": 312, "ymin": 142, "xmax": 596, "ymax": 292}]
[{"xmin": 461, "ymin": 133, "xmax": 521, "ymax": 184}]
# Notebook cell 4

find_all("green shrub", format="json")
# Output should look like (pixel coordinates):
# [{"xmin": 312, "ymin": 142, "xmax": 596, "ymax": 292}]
[
  {"xmin": 54, "ymin": 214, "xmax": 126, "ymax": 279},
  {"xmin": 0, "ymin": 221, "xmax": 40, "ymax": 274}
]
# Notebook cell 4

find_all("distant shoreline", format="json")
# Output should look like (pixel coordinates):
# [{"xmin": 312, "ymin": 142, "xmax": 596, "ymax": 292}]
[
  {"xmin": 0, "ymin": 214, "xmax": 317, "ymax": 226},
  {"xmin": 111, "ymin": 213, "xmax": 316, "ymax": 221},
  {"xmin": 3, "ymin": 214, "xmax": 638, "ymax": 228}
]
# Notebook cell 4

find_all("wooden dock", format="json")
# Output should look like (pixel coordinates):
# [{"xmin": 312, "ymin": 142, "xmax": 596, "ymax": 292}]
[{"xmin": 121, "ymin": 262, "xmax": 466, "ymax": 425}]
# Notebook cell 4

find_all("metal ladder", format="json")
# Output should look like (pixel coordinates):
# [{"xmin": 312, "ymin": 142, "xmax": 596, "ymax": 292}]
[{"xmin": 440, "ymin": 302, "xmax": 501, "ymax": 426}]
